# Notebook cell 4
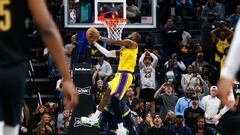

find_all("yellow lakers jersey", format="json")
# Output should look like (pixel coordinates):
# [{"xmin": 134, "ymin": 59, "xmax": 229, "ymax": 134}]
[
  {"xmin": 117, "ymin": 47, "xmax": 138, "ymax": 73},
  {"xmin": 215, "ymin": 39, "xmax": 229, "ymax": 62}
]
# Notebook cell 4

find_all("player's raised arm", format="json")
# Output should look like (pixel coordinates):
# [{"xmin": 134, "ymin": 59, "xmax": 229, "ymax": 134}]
[
  {"xmin": 27, "ymin": 0, "xmax": 78, "ymax": 109},
  {"xmin": 99, "ymin": 37, "xmax": 135, "ymax": 48},
  {"xmin": 88, "ymin": 29, "xmax": 139, "ymax": 49},
  {"xmin": 93, "ymin": 42, "xmax": 119, "ymax": 58}
]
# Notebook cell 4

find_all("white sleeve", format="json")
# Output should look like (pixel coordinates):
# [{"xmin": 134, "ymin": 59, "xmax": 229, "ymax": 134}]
[
  {"xmin": 221, "ymin": 20, "xmax": 240, "ymax": 80},
  {"xmin": 177, "ymin": 61, "xmax": 186, "ymax": 71},
  {"xmin": 43, "ymin": 48, "xmax": 49, "ymax": 56},
  {"xmin": 56, "ymin": 79, "xmax": 62, "ymax": 91},
  {"xmin": 150, "ymin": 53, "xmax": 158, "ymax": 68},
  {"xmin": 139, "ymin": 52, "xmax": 145, "ymax": 69},
  {"xmin": 94, "ymin": 42, "xmax": 117, "ymax": 58},
  {"xmin": 106, "ymin": 63, "xmax": 113, "ymax": 76}
]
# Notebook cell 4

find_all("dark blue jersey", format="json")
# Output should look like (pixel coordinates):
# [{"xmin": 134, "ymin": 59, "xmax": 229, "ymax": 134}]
[{"xmin": 0, "ymin": 0, "xmax": 29, "ymax": 67}]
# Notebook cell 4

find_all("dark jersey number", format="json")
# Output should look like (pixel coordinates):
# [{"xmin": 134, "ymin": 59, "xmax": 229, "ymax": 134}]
[{"xmin": 0, "ymin": 0, "xmax": 11, "ymax": 32}]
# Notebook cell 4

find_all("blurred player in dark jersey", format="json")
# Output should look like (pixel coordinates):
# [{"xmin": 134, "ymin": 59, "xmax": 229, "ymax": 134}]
[{"xmin": 0, "ymin": 0, "xmax": 78, "ymax": 135}]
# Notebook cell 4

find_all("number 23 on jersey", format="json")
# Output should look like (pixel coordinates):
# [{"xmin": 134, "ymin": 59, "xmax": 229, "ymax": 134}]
[{"xmin": 0, "ymin": 0, "xmax": 11, "ymax": 32}]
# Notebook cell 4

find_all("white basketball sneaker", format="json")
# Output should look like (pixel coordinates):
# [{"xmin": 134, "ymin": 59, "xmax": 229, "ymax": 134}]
[
  {"xmin": 115, "ymin": 126, "xmax": 129, "ymax": 135},
  {"xmin": 80, "ymin": 113, "xmax": 99, "ymax": 127}
]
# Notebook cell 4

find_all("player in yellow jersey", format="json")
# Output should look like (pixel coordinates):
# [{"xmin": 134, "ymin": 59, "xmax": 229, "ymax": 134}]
[{"xmin": 81, "ymin": 31, "xmax": 140, "ymax": 135}]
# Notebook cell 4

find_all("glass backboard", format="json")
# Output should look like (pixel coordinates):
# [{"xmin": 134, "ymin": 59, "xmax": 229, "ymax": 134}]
[{"xmin": 64, "ymin": 0, "xmax": 157, "ymax": 29}]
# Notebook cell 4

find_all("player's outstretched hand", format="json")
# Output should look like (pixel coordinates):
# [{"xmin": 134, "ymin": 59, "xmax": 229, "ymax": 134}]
[
  {"xmin": 218, "ymin": 78, "xmax": 237, "ymax": 111},
  {"xmin": 62, "ymin": 79, "xmax": 79, "ymax": 110}
]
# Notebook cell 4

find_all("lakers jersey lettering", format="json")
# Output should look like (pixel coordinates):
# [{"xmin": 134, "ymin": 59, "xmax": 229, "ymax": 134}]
[
  {"xmin": 0, "ymin": 0, "xmax": 11, "ymax": 31},
  {"xmin": 117, "ymin": 47, "xmax": 138, "ymax": 73}
]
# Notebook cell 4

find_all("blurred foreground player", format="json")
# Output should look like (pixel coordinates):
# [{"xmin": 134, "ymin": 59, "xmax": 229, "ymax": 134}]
[
  {"xmin": 81, "ymin": 28, "xmax": 140, "ymax": 135},
  {"xmin": 218, "ymin": 20, "xmax": 240, "ymax": 134},
  {"xmin": 0, "ymin": 0, "xmax": 78, "ymax": 135}
]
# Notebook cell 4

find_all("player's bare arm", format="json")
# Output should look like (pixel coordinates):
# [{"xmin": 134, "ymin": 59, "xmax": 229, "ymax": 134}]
[
  {"xmin": 28, "ymin": 0, "xmax": 78, "ymax": 109},
  {"xmin": 99, "ymin": 37, "xmax": 137, "ymax": 49},
  {"xmin": 89, "ymin": 30, "xmax": 137, "ymax": 49}
]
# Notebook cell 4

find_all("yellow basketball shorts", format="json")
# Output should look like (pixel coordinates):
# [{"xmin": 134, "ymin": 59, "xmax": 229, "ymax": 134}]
[{"xmin": 108, "ymin": 70, "xmax": 133, "ymax": 100}]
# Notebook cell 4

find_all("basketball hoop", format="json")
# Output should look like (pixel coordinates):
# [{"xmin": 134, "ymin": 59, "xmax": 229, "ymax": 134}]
[{"xmin": 102, "ymin": 18, "xmax": 127, "ymax": 40}]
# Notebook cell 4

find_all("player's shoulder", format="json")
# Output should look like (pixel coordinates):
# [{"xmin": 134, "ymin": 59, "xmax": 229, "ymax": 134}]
[{"xmin": 123, "ymin": 39, "xmax": 137, "ymax": 48}]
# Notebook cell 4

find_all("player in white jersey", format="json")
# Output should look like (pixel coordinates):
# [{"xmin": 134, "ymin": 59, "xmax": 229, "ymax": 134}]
[{"xmin": 218, "ymin": 20, "xmax": 240, "ymax": 135}]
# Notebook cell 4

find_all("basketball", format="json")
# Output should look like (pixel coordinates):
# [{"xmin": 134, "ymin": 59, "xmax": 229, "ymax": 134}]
[{"xmin": 86, "ymin": 27, "xmax": 99, "ymax": 42}]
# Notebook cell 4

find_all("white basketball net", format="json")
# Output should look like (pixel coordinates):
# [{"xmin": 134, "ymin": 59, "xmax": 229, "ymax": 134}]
[{"xmin": 103, "ymin": 18, "xmax": 127, "ymax": 40}]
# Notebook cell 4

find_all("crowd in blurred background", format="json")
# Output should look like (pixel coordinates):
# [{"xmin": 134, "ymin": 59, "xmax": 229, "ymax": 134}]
[{"xmin": 20, "ymin": 0, "xmax": 240, "ymax": 134}]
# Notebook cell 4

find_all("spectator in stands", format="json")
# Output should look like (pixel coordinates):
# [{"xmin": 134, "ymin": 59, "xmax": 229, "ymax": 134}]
[
  {"xmin": 64, "ymin": 33, "xmax": 77, "ymax": 66},
  {"xmin": 32, "ymin": 105, "xmax": 47, "ymax": 129},
  {"xmin": 126, "ymin": 0, "xmax": 141, "ymax": 23},
  {"xmin": 20, "ymin": 102, "xmax": 32, "ymax": 135},
  {"xmin": 133, "ymin": 115, "xmax": 145, "ymax": 135},
  {"xmin": 201, "ymin": 86, "xmax": 221, "ymax": 134},
  {"xmin": 134, "ymin": 99, "xmax": 147, "ymax": 119},
  {"xmin": 200, "ymin": 11, "xmax": 223, "ymax": 63},
  {"xmin": 168, "ymin": 115, "xmax": 192, "ymax": 135},
  {"xmin": 95, "ymin": 52, "xmax": 113, "ymax": 81},
  {"xmin": 45, "ymin": 102, "xmax": 58, "ymax": 127},
  {"xmin": 178, "ymin": 24, "xmax": 192, "ymax": 55},
  {"xmin": 180, "ymin": 38, "xmax": 198, "ymax": 66},
  {"xmin": 35, "ymin": 124, "xmax": 51, "ymax": 135},
  {"xmin": 43, "ymin": 47, "xmax": 61, "ymax": 81},
  {"xmin": 201, "ymin": 0, "xmax": 225, "ymax": 21},
  {"xmin": 194, "ymin": 2, "xmax": 204, "ymax": 20},
  {"xmin": 176, "ymin": 0, "xmax": 195, "ymax": 19},
  {"xmin": 154, "ymin": 82, "xmax": 178, "ymax": 119},
  {"xmin": 181, "ymin": 65, "xmax": 200, "ymax": 92},
  {"xmin": 144, "ymin": 35, "xmax": 154, "ymax": 50},
  {"xmin": 227, "ymin": 5, "xmax": 240, "ymax": 30},
  {"xmin": 210, "ymin": 27, "xmax": 233, "ymax": 79},
  {"xmin": 139, "ymin": 50, "xmax": 158, "ymax": 112},
  {"xmin": 163, "ymin": 110, "xmax": 176, "ymax": 132},
  {"xmin": 142, "ymin": 112, "xmax": 154, "ymax": 134},
  {"xmin": 201, "ymin": 64, "xmax": 215, "ymax": 86},
  {"xmin": 164, "ymin": 52, "xmax": 186, "ymax": 72},
  {"xmin": 57, "ymin": 109, "xmax": 71, "ymax": 134},
  {"xmin": 33, "ymin": 113, "xmax": 55, "ymax": 135},
  {"xmin": 192, "ymin": 42, "xmax": 203, "ymax": 60},
  {"xmin": 126, "ymin": 87, "xmax": 139, "ymax": 111},
  {"xmin": 191, "ymin": 116, "xmax": 213, "ymax": 135},
  {"xmin": 91, "ymin": 67, "xmax": 107, "ymax": 105},
  {"xmin": 191, "ymin": 52, "xmax": 208, "ymax": 74},
  {"xmin": 193, "ymin": 78, "xmax": 209, "ymax": 100},
  {"xmin": 175, "ymin": 88, "xmax": 194, "ymax": 116},
  {"xmin": 162, "ymin": 18, "xmax": 182, "ymax": 60},
  {"xmin": 55, "ymin": 78, "xmax": 64, "ymax": 109},
  {"xmin": 161, "ymin": 0, "xmax": 183, "ymax": 27},
  {"xmin": 184, "ymin": 96, "xmax": 205, "ymax": 129},
  {"xmin": 152, "ymin": 47, "xmax": 162, "ymax": 66},
  {"xmin": 145, "ymin": 101, "xmax": 155, "ymax": 114},
  {"xmin": 147, "ymin": 114, "xmax": 167, "ymax": 135},
  {"xmin": 161, "ymin": 59, "xmax": 182, "ymax": 93}
]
